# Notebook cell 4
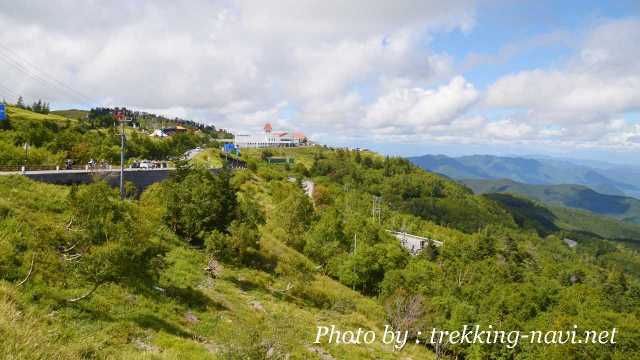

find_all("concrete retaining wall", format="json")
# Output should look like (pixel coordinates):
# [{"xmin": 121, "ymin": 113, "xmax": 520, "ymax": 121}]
[{"xmin": 24, "ymin": 169, "xmax": 172, "ymax": 192}]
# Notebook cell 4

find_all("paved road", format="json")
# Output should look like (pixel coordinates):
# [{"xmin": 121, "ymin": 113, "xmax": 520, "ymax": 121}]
[{"xmin": 185, "ymin": 147, "xmax": 204, "ymax": 160}]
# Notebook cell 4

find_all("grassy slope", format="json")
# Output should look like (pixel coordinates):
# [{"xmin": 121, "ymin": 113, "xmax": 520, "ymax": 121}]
[
  {"xmin": 7, "ymin": 106, "xmax": 74, "ymax": 126},
  {"xmin": 191, "ymin": 148, "xmax": 224, "ymax": 169},
  {"xmin": 0, "ymin": 175, "xmax": 434, "ymax": 359},
  {"xmin": 239, "ymin": 147, "xmax": 321, "ymax": 169},
  {"xmin": 462, "ymin": 178, "xmax": 640, "ymax": 224},
  {"xmin": 51, "ymin": 109, "xmax": 89, "ymax": 120}
]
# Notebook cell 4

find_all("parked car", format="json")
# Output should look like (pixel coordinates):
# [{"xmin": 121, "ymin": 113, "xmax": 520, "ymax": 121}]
[{"xmin": 139, "ymin": 160, "xmax": 154, "ymax": 169}]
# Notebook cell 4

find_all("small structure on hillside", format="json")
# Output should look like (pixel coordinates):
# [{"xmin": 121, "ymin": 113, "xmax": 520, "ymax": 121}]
[
  {"xmin": 150, "ymin": 129, "xmax": 168, "ymax": 137},
  {"xmin": 386, "ymin": 230, "xmax": 442, "ymax": 255},
  {"xmin": 150, "ymin": 126, "xmax": 188, "ymax": 137},
  {"xmin": 265, "ymin": 156, "xmax": 294, "ymax": 164}
]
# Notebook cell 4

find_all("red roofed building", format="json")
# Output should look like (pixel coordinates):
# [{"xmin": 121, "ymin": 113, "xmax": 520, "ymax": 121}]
[{"xmin": 234, "ymin": 123, "xmax": 309, "ymax": 148}]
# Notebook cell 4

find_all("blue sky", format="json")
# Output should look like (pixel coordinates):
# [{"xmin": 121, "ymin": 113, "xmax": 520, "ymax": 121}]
[
  {"xmin": 433, "ymin": 0, "xmax": 637, "ymax": 87},
  {"xmin": 1, "ymin": 1, "xmax": 639, "ymax": 163}
]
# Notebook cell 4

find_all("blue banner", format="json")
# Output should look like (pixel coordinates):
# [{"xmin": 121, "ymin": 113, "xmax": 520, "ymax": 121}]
[{"xmin": 0, "ymin": 104, "xmax": 5, "ymax": 121}]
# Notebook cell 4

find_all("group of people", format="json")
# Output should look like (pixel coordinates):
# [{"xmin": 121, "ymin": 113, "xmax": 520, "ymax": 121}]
[
  {"xmin": 61, "ymin": 159, "xmax": 169, "ymax": 171},
  {"xmin": 63, "ymin": 159, "xmax": 109, "ymax": 170}
]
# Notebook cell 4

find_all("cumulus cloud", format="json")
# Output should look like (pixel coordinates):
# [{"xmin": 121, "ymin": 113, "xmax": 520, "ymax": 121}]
[
  {"xmin": 363, "ymin": 76, "xmax": 479, "ymax": 134},
  {"xmin": 1, "ymin": 2, "xmax": 637, "ymax": 151},
  {"xmin": 486, "ymin": 18, "xmax": 640, "ymax": 118},
  {"xmin": 471, "ymin": 17, "xmax": 640, "ymax": 151},
  {"xmin": 0, "ymin": 0, "xmax": 475, "ymax": 136}
]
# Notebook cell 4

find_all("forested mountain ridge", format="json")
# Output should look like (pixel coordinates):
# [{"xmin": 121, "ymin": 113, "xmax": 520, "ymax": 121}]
[
  {"xmin": 462, "ymin": 178, "xmax": 640, "ymax": 225},
  {"xmin": 1, "ymin": 112, "xmax": 640, "ymax": 358},
  {"xmin": 409, "ymin": 154, "xmax": 640, "ymax": 198}
]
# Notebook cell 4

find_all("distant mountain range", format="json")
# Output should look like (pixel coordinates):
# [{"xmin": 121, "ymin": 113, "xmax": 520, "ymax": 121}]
[
  {"xmin": 409, "ymin": 154, "xmax": 640, "ymax": 198},
  {"xmin": 461, "ymin": 178, "xmax": 640, "ymax": 225}
]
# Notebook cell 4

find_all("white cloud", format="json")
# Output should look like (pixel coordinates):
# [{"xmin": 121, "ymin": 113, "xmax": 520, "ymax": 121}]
[
  {"xmin": 486, "ymin": 18, "xmax": 640, "ymax": 118},
  {"xmin": 364, "ymin": 76, "xmax": 479, "ymax": 134},
  {"xmin": 0, "ymin": 0, "xmax": 475, "ymax": 135},
  {"xmin": 486, "ymin": 70, "xmax": 640, "ymax": 116},
  {"xmin": 483, "ymin": 119, "xmax": 533, "ymax": 140},
  {"xmin": 1, "ymin": 2, "xmax": 637, "ymax": 151}
]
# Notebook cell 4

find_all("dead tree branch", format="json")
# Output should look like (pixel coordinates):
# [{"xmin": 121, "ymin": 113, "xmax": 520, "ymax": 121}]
[
  {"xmin": 16, "ymin": 253, "xmax": 35, "ymax": 287},
  {"xmin": 63, "ymin": 253, "xmax": 82, "ymax": 261},
  {"xmin": 65, "ymin": 216, "xmax": 76, "ymax": 230},
  {"xmin": 60, "ymin": 240, "xmax": 80, "ymax": 253},
  {"xmin": 67, "ymin": 283, "xmax": 100, "ymax": 303}
]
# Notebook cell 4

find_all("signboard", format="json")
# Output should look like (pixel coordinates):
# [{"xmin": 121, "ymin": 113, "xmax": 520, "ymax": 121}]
[{"xmin": 0, "ymin": 104, "xmax": 5, "ymax": 121}]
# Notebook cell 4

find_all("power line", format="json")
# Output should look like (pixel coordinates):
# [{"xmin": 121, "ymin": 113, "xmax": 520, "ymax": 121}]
[
  {"xmin": 0, "ymin": 44, "xmax": 96, "ymax": 104},
  {"xmin": 0, "ymin": 82, "xmax": 19, "ymax": 99},
  {"xmin": 0, "ymin": 51, "xmax": 74, "ymax": 103},
  {"xmin": 0, "ymin": 45, "xmax": 94, "ymax": 104},
  {"xmin": 0, "ymin": 44, "xmax": 96, "ymax": 105},
  {"xmin": 0, "ymin": 50, "xmax": 86, "ymax": 104}
]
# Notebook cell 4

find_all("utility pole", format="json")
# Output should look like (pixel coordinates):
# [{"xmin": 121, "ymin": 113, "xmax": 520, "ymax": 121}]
[
  {"xmin": 116, "ymin": 110, "xmax": 130, "ymax": 200},
  {"xmin": 352, "ymin": 233, "xmax": 357, "ymax": 291},
  {"xmin": 372, "ymin": 195, "xmax": 382, "ymax": 224},
  {"xmin": 23, "ymin": 142, "xmax": 29, "ymax": 167}
]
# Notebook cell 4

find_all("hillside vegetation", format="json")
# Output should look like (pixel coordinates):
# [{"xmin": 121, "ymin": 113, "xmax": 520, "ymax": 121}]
[
  {"xmin": 0, "ymin": 174, "xmax": 434, "ymax": 359},
  {"xmin": 484, "ymin": 193, "xmax": 640, "ymax": 244},
  {"xmin": 1, "ymin": 142, "xmax": 640, "ymax": 358},
  {"xmin": 0, "ymin": 106, "xmax": 218, "ymax": 166},
  {"xmin": 463, "ymin": 178, "xmax": 640, "ymax": 225}
]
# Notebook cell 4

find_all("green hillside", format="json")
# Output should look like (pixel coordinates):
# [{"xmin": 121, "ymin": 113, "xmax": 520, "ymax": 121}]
[
  {"xmin": 0, "ymin": 106, "xmax": 218, "ymax": 166},
  {"xmin": 0, "ymin": 175, "xmax": 433, "ymax": 359},
  {"xmin": 463, "ymin": 178, "xmax": 640, "ymax": 225},
  {"xmin": 484, "ymin": 193, "xmax": 640, "ymax": 243},
  {"xmin": 51, "ymin": 109, "xmax": 89, "ymax": 120},
  {"xmin": 1, "ymin": 145, "xmax": 640, "ymax": 358}
]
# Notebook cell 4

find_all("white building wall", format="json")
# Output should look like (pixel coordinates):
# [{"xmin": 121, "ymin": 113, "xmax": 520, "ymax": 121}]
[{"xmin": 234, "ymin": 133, "xmax": 299, "ymax": 148}]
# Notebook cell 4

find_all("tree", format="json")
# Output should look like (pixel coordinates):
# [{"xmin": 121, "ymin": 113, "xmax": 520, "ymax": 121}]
[
  {"xmin": 16, "ymin": 96, "xmax": 25, "ymax": 109},
  {"xmin": 205, "ymin": 221, "xmax": 261, "ymax": 266},
  {"xmin": 66, "ymin": 182, "xmax": 164, "ymax": 301},
  {"xmin": 354, "ymin": 151, "xmax": 362, "ymax": 164},
  {"xmin": 332, "ymin": 242, "xmax": 408, "ymax": 295},
  {"xmin": 474, "ymin": 230, "xmax": 496, "ymax": 260},
  {"xmin": 304, "ymin": 207, "xmax": 345, "ymax": 266},
  {"xmin": 384, "ymin": 288, "xmax": 424, "ymax": 336},
  {"xmin": 419, "ymin": 240, "xmax": 439, "ymax": 261},
  {"xmin": 170, "ymin": 156, "xmax": 193, "ymax": 183},
  {"xmin": 164, "ymin": 168, "xmax": 237, "ymax": 245},
  {"xmin": 272, "ymin": 187, "xmax": 314, "ymax": 250},
  {"xmin": 32, "ymin": 100, "xmax": 43, "ymax": 113}
]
